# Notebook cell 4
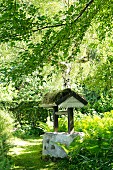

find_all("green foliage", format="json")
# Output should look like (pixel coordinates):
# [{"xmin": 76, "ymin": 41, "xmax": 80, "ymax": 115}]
[
  {"xmin": 82, "ymin": 88, "xmax": 113, "ymax": 114},
  {"xmin": 58, "ymin": 116, "xmax": 68, "ymax": 132},
  {"xmin": 0, "ymin": 0, "xmax": 113, "ymax": 157},
  {"xmin": 0, "ymin": 0, "xmax": 40, "ymax": 42},
  {"xmin": 37, "ymin": 115, "xmax": 68, "ymax": 133},
  {"xmin": 84, "ymin": 56, "xmax": 113, "ymax": 94},
  {"xmin": 0, "ymin": 1, "xmax": 113, "ymax": 169},
  {"xmin": 1, "ymin": 0, "xmax": 113, "ymax": 81},
  {"xmin": 38, "ymin": 120, "xmax": 53, "ymax": 133},
  {"xmin": 0, "ymin": 109, "xmax": 14, "ymax": 170},
  {"xmin": 57, "ymin": 110, "xmax": 113, "ymax": 170},
  {"xmin": 74, "ymin": 110, "xmax": 113, "ymax": 133},
  {"xmin": 12, "ymin": 102, "xmax": 48, "ymax": 136},
  {"xmin": 0, "ymin": 83, "xmax": 17, "ymax": 103},
  {"xmin": 93, "ymin": 93, "xmax": 113, "ymax": 113}
]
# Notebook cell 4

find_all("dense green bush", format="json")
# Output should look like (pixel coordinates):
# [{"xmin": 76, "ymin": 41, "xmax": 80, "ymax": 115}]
[
  {"xmin": 38, "ymin": 115, "xmax": 68, "ymax": 133},
  {"xmin": 69, "ymin": 110, "xmax": 113, "ymax": 169},
  {"xmin": 11, "ymin": 101, "xmax": 48, "ymax": 136},
  {"xmin": 0, "ymin": 109, "xmax": 13, "ymax": 170},
  {"xmin": 82, "ymin": 87, "xmax": 113, "ymax": 114},
  {"xmin": 93, "ymin": 92, "xmax": 113, "ymax": 113},
  {"xmin": 56, "ymin": 110, "xmax": 113, "ymax": 170},
  {"xmin": 58, "ymin": 116, "xmax": 68, "ymax": 132}
]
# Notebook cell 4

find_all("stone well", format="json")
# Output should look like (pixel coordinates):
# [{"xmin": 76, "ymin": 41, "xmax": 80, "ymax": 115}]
[
  {"xmin": 41, "ymin": 89, "xmax": 87, "ymax": 158},
  {"xmin": 43, "ymin": 132, "xmax": 84, "ymax": 158}
]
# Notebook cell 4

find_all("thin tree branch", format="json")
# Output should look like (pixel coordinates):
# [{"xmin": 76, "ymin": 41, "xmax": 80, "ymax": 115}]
[
  {"xmin": 33, "ymin": 0, "xmax": 94, "ymax": 32},
  {"xmin": 43, "ymin": 0, "xmax": 94, "ymax": 55},
  {"xmin": 72, "ymin": 0, "xmax": 94, "ymax": 24},
  {"xmin": 36, "ymin": 23, "xmax": 65, "ymax": 31}
]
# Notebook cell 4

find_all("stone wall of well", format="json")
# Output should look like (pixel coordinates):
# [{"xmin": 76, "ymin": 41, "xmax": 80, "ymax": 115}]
[{"xmin": 42, "ymin": 132, "xmax": 84, "ymax": 158}]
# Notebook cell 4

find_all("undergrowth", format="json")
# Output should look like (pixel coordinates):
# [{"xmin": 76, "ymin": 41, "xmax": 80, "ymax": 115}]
[
  {"xmin": 55, "ymin": 110, "xmax": 113, "ymax": 170},
  {"xmin": 0, "ymin": 109, "xmax": 14, "ymax": 170}
]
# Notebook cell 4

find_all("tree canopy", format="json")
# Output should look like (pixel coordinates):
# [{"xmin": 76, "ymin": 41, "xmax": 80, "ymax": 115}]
[{"xmin": 1, "ymin": 0, "xmax": 112, "ymax": 79}]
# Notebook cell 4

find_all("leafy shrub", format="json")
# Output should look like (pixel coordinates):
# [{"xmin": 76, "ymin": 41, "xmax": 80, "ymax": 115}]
[
  {"xmin": 74, "ymin": 110, "xmax": 113, "ymax": 134},
  {"xmin": 38, "ymin": 116, "xmax": 54, "ymax": 133},
  {"xmin": 69, "ymin": 110, "xmax": 113, "ymax": 169},
  {"xmin": 93, "ymin": 93, "xmax": 113, "ymax": 113},
  {"xmin": 57, "ymin": 110, "xmax": 113, "ymax": 170},
  {"xmin": 13, "ymin": 124, "xmax": 44, "ymax": 138},
  {"xmin": 58, "ymin": 116, "xmax": 68, "ymax": 132},
  {"xmin": 38, "ymin": 115, "xmax": 68, "ymax": 133},
  {"xmin": 11, "ymin": 102, "xmax": 48, "ymax": 136},
  {"xmin": 0, "ymin": 109, "xmax": 14, "ymax": 170}
]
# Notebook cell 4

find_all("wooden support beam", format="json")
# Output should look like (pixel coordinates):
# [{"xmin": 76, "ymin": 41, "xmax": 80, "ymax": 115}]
[
  {"xmin": 53, "ymin": 106, "xmax": 58, "ymax": 132},
  {"xmin": 55, "ymin": 111, "xmax": 67, "ymax": 115},
  {"xmin": 68, "ymin": 108, "xmax": 74, "ymax": 134}
]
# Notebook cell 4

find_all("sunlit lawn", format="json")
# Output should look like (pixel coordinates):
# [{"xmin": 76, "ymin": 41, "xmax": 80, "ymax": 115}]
[{"xmin": 9, "ymin": 137, "xmax": 57, "ymax": 170}]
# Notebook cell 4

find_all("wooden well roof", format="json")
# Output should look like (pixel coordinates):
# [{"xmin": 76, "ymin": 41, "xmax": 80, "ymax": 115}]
[{"xmin": 40, "ymin": 88, "xmax": 88, "ymax": 108}]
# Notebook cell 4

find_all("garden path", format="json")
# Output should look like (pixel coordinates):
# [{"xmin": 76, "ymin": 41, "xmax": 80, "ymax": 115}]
[{"xmin": 9, "ymin": 137, "xmax": 56, "ymax": 170}]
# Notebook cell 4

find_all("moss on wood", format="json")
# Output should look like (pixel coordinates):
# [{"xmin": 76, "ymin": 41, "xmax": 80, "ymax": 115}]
[{"xmin": 42, "ymin": 88, "xmax": 72, "ymax": 104}]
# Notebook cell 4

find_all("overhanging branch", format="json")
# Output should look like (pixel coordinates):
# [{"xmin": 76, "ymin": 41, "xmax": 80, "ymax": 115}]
[
  {"xmin": 36, "ymin": 23, "xmax": 65, "ymax": 31},
  {"xmin": 33, "ymin": 0, "xmax": 94, "ymax": 32},
  {"xmin": 42, "ymin": 0, "xmax": 94, "ymax": 56},
  {"xmin": 72, "ymin": 0, "xmax": 94, "ymax": 24}
]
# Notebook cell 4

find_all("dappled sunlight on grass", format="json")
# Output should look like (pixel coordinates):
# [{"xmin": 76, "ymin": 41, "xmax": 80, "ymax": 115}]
[
  {"xmin": 11, "ymin": 137, "xmax": 42, "ymax": 146},
  {"xmin": 10, "ymin": 147, "xmax": 26, "ymax": 155},
  {"xmin": 9, "ymin": 137, "xmax": 56, "ymax": 170}
]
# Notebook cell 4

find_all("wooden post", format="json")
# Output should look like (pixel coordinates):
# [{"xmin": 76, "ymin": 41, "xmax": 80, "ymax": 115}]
[
  {"xmin": 68, "ymin": 108, "xmax": 74, "ymax": 134},
  {"xmin": 53, "ymin": 106, "xmax": 58, "ymax": 132}
]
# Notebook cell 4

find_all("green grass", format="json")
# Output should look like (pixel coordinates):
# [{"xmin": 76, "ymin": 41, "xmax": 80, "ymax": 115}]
[{"xmin": 9, "ymin": 137, "xmax": 58, "ymax": 170}]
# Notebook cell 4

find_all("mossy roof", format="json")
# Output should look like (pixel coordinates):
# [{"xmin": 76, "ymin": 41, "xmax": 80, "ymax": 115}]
[{"xmin": 41, "ymin": 88, "xmax": 88, "ymax": 108}]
